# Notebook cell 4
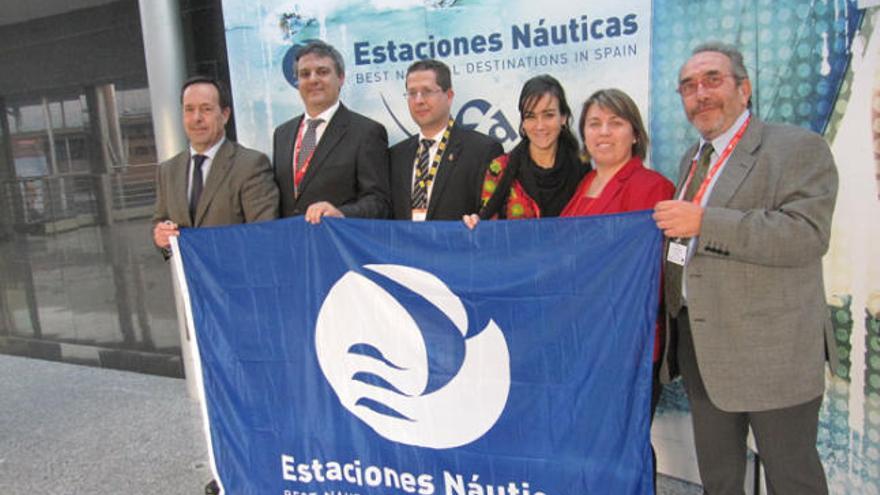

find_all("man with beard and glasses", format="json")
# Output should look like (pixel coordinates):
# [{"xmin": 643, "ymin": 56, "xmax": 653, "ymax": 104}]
[{"xmin": 653, "ymin": 41, "xmax": 838, "ymax": 495}]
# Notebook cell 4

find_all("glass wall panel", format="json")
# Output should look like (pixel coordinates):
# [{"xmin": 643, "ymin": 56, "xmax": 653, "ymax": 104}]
[{"xmin": 0, "ymin": 0, "xmax": 182, "ymax": 377}]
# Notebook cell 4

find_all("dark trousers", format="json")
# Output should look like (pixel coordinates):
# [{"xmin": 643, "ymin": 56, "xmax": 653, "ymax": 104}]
[{"xmin": 674, "ymin": 309, "xmax": 828, "ymax": 495}]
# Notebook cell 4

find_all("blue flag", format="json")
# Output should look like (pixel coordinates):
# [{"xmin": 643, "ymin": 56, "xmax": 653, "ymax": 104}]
[{"xmin": 177, "ymin": 212, "xmax": 661, "ymax": 495}]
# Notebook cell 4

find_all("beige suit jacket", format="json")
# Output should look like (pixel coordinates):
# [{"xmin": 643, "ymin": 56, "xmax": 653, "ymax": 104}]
[
  {"xmin": 662, "ymin": 118, "xmax": 839, "ymax": 412},
  {"xmin": 152, "ymin": 139, "xmax": 279, "ymax": 238}
]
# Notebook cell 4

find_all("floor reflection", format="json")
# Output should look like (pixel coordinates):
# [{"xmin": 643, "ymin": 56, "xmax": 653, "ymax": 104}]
[{"xmin": 0, "ymin": 218, "xmax": 183, "ymax": 377}]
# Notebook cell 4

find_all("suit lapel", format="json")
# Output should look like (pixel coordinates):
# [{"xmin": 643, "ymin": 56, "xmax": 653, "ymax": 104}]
[
  {"xmin": 426, "ymin": 126, "xmax": 461, "ymax": 219},
  {"xmin": 397, "ymin": 136, "xmax": 419, "ymax": 219},
  {"xmin": 297, "ymin": 105, "xmax": 350, "ymax": 197},
  {"xmin": 589, "ymin": 158, "xmax": 639, "ymax": 213},
  {"xmin": 170, "ymin": 152, "xmax": 192, "ymax": 227},
  {"xmin": 705, "ymin": 118, "xmax": 762, "ymax": 208},
  {"xmin": 194, "ymin": 140, "xmax": 234, "ymax": 226}
]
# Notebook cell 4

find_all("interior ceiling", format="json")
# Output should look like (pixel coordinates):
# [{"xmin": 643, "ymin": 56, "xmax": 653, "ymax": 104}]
[{"xmin": 0, "ymin": 0, "xmax": 121, "ymax": 26}]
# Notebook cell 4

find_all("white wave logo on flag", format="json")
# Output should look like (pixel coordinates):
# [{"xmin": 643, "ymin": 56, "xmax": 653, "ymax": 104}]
[{"xmin": 315, "ymin": 264, "xmax": 510, "ymax": 449}]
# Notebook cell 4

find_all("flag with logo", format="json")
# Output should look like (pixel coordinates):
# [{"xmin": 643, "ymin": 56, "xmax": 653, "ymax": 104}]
[{"xmin": 174, "ymin": 212, "xmax": 661, "ymax": 495}]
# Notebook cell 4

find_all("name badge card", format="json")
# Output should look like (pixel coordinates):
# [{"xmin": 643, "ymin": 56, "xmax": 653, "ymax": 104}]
[{"xmin": 667, "ymin": 241, "xmax": 688, "ymax": 266}]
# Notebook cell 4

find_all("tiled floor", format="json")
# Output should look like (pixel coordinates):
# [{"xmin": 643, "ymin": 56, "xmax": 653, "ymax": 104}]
[
  {"xmin": 0, "ymin": 354, "xmax": 702, "ymax": 494},
  {"xmin": 0, "ymin": 355, "xmax": 211, "ymax": 494}
]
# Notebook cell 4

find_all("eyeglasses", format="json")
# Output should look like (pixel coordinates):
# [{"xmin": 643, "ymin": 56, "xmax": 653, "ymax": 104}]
[
  {"xmin": 404, "ymin": 88, "xmax": 444, "ymax": 100},
  {"xmin": 676, "ymin": 73, "xmax": 737, "ymax": 97}
]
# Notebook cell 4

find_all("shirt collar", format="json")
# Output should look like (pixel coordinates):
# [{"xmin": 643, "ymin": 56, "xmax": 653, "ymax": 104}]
[
  {"xmin": 701, "ymin": 109, "xmax": 750, "ymax": 155},
  {"xmin": 190, "ymin": 136, "xmax": 226, "ymax": 160},
  {"xmin": 306, "ymin": 100, "xmax": 341, "ymax": 124},
  {"xmin": 418, "ymin": 126, "xmax": 446, "ymax": 144}
]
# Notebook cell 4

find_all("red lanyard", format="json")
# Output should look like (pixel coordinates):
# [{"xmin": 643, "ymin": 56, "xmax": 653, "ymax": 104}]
[{"xmin": 679, "ymin": 116, "xmax": 751, "ymax": 204}]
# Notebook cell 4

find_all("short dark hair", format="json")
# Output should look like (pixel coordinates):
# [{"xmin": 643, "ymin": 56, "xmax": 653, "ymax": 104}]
[
  {"xmin": 180, "ymin": 75, "xmax": 231, "ymax": 110},
  {"xmin": 579, "ymin": 88, "xmax": 649, "ymax": 160},
  {"xmin": 517, "ymin": 74, "xmax": 579, "ymax": 152},
  {"xmin": 295, "ymin": 40, "xmax": 345, "ymax": 77},
  {"xmin": 405, "ymin": 59, "xmax": 452, "ymax": 91}
]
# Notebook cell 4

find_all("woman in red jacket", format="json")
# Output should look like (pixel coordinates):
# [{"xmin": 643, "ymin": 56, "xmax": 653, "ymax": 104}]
[
  {"xmin": 565, "ymin": 87, "xmax": 672, "ymax": 401},
  {"xmin": 564, "ymin": 88, "xmax": 673, "ymax": 486},
  {"xmin": 562, "ymin": 88, "xmax": 673, "ymax": 216}
]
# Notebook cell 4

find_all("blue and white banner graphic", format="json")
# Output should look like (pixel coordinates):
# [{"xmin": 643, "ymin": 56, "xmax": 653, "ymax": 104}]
[
  {"xmin": 221, "ymin": 0, "xmax": 651, "ymax": 154},
  {"xmin": 175, "ymin": 213, "xmax": 661, "ymax": 494}
]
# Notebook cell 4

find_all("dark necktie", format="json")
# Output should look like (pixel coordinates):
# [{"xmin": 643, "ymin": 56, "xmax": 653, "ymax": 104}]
[
  {"xmin": 295, "ymin": 118, "xmax": 324, "ymax": 188},
  {"xmin": 411, "ymin": 138, "xmax": 435, "ymax": 209},
  {"xmin": 189, "ymin": 154, "xmax": 208, "ymax": 223},
  {"xmin": 666, "ymin": 143, "xmax": 714, "ymax": 316},
  {"xmin": 682, "ymin": 143, "xmax": 715, "ymax": 203}
]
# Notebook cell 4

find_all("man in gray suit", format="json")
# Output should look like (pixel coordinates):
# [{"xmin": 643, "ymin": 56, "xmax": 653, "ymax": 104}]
[
  {"xmin": 152, "ymin": 75, "xmax": 278, "ymax": 495},
  {"xmin": 152, "ymin": 75, "xmax": 279, "ymax": 255},
  {"xmin": 653, "ymin": 42, "xmax": 838, "ymax": 494}
]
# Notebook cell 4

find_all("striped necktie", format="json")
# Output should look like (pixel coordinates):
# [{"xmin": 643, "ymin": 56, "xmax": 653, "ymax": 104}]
[{"xmin": 411, "ymin": 138, "xmax": 435, "ymax": 209}]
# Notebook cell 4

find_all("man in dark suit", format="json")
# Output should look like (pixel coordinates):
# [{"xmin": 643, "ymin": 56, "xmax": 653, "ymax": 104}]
[
  {"xmin": 653, "ymin": 42, "xmax": 838, "ymax": 494},
  {"xmin": 390, "ymin": 59, "xmax": 502, "ymax": 221},
  {"xmin": 152, "ymin": 75, "xmax": 279, "ymax": 255},
  {"xmin": 273, "ymin": 40, "xmax": 390, "ymax": 223}
]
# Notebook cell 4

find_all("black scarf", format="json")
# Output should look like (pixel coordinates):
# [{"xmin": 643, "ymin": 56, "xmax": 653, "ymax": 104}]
[{"xmin": 480, "ymin": 141, "xmax": 587, "ymax": 219}]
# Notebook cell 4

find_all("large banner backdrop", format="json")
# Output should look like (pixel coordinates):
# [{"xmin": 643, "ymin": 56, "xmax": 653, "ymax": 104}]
[
  {"xmin": 221, "ymin": 0, "xmax": 651, "ymax": 154},
  {"xmin": 175, "ymin": 214, "xmax": 661, "ymax": 494},
  {"xmin": 219, "ymin": 0, "xmax": 880, "ymax": 492}
]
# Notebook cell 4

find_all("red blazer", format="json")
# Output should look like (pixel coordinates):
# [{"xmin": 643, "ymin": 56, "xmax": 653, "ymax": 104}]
[
  {"xmin": 562, "ymin": 156, "xmax": 674, "ymax": 216},
  {"xmin": 562, "ymin": 156, "xmax": 674, "ymax": 361}
]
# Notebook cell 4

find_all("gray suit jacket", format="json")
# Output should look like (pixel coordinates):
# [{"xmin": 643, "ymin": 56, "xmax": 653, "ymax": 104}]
[
  {"xmin": 152, "ymin": 139, "xmax": 279, "ymax": 234},
  {"xmin": 662, "ymin": 117, "xmax": 839, "ymax": 412}
]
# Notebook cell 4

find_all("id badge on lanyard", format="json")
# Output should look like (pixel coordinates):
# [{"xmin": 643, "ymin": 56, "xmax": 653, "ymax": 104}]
[
  {"xmin": 667, "ymin": 241, "xmax": 688, "ymax": 266},
  {"xmin": 666, "ymin": 116, "xmax": 751, "ymax": 266},
  {"xmin": 411, "ymin": 208, "xmax": 427, "ymax": 222}
]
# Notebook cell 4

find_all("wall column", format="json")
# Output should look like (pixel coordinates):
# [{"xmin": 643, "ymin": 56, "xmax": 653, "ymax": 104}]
[
  {"xmin": 138, "ymin": 0, "xmax": 198, "ymax": 398},
  {"xmin": 138, "ymin": 0, "xmax": 187, "ymax": 162}
]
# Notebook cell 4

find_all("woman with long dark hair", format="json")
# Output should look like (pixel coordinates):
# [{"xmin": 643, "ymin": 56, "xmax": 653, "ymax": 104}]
[{"xmin": 463, "ymin": 75, "xmax": 587, "ymax": 226}]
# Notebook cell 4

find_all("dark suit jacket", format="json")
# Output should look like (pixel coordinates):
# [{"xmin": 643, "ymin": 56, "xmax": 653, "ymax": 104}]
[
  {"xmin": 389, "ymin": 125, "xmax": 503, "ymax": 220},
  {"xmin": 660, "ymin": 117, "xmax": 839, "ymax": 412},
  {"xmin": 273, "ymin": 104, "xmax": 390, "ymax": 218},
  {"xmin": 152, "ymin": 139, "xmax": 279, "ymax": 228}
]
